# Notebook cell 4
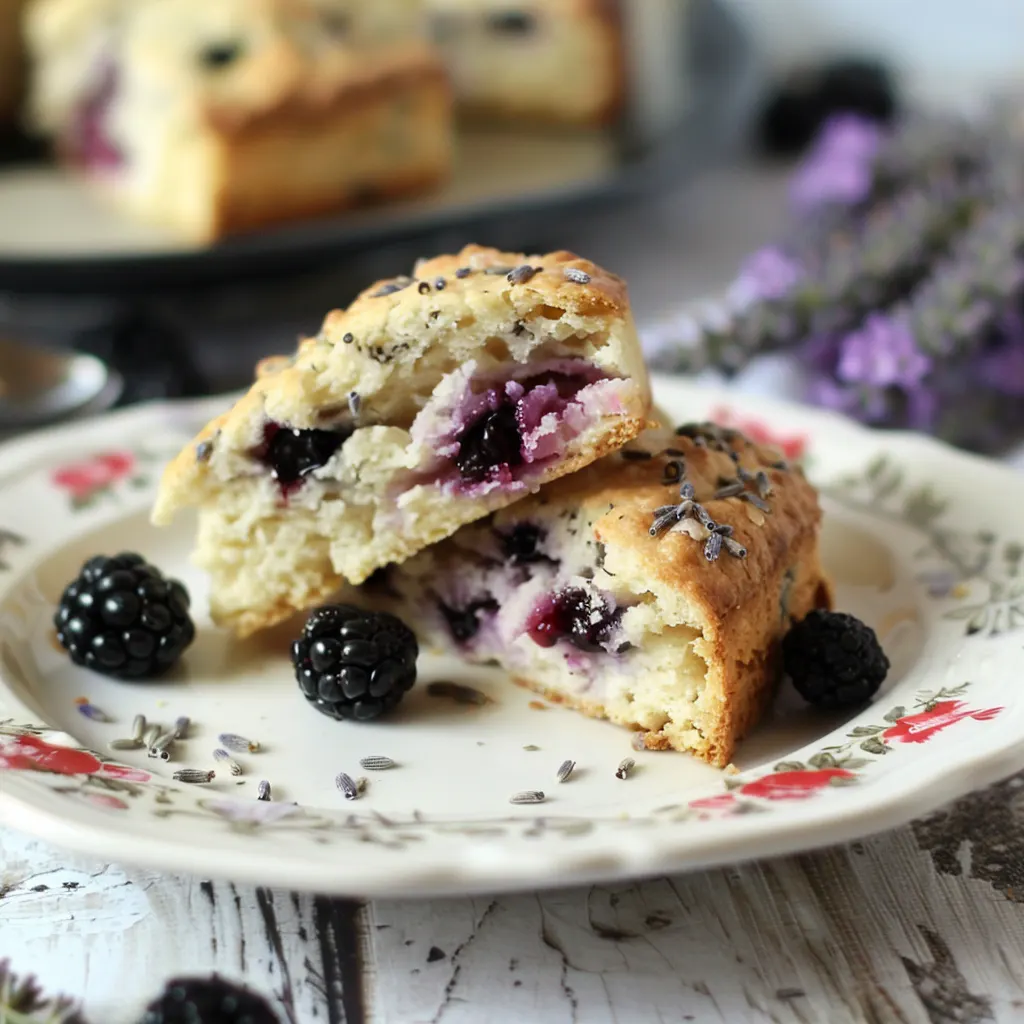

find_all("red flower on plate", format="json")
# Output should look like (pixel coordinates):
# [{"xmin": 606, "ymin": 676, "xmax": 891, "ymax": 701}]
[
  {"xmin": 707, "ymin": 406, "xmax": 808, "ymax": 462},
  {"xmin": 689, "ymin": 793, "xmax": 738, "ymax": 811},
  {"xmin": 95, "ymin": 763, "xmax": 151, "ymax": 783},
  {"xmin": 740, "ymin": 768, "xmax": 855, "ymax": 801},
  {"xmin": 882, "ymin": 700, "xmax": 1004, "ymax": 745},
  {"xmin": 52, "ymin": 451, "xmax": 136, "ymax": 504},
  {"xmin": 0, "ymin": 732, "xmax": 150, "ymax": 782},
  {"xmin": 82, "ymin": 792, "xmax": 130, "ymax": 811}
]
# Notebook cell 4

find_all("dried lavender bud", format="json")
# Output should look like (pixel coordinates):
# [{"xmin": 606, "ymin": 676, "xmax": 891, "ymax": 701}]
[
  {"xmin": 564, "ymin": 268, "xmax": 591, "ymax": 284},
  {"xmin": 507, "ymin": 265, "xmax": 540, "ymax": 285}
]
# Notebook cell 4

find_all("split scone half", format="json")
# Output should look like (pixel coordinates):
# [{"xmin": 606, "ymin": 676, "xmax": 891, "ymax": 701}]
[
  {"xmin": 363, "ymin": 421, "xmax": 832, "ymax": 766},
  {"xmin": 152, "ymin": 245, "xmax": 651, "ymax": 637}
]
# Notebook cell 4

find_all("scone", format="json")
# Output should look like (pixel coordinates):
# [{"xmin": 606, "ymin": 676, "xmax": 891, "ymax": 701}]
[
  {"xmin": 427, "ymin": 0, "xmax": 624, "ymax": 125},
  {"xmin": 25, "ymin": 0, "xmax": 452, "ymax": 241},
  {"xmin": 152, "ymin": 245, "xmax": 652, "ymax": 637},
  {"xmin": 365, "ymin": 421, "xmax": 831, "ymax": 766}
]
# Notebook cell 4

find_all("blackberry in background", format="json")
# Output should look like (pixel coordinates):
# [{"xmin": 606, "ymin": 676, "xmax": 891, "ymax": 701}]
[
  {"xmin": 138, "ymin": 975, "xmax": 279, "ymax": 1024},
  {"xmin": 758, "ymin": 56, "xmax": 899, "ymax": 157}
]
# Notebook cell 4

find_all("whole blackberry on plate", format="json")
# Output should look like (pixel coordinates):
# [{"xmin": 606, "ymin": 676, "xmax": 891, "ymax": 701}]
[
  {"xmin": 138, "ymin": 975, "xmax": 278, "ymax": 1024},
  {"xmin": 292, "ymin": 604, "xmax": 418, "ymax": 721},
  {"xmin": 54, "ymin": 553, "xmax": 194, "ymax": 680},
  {"xmin": 783, "ymin": 610, "xmax": 890, "ymax": 709}
]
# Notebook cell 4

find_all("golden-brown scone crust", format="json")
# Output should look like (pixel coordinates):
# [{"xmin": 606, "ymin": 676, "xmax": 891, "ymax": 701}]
[{"xmin": 153, "ymin": 244, "xmax": 652, "ymax": 636}]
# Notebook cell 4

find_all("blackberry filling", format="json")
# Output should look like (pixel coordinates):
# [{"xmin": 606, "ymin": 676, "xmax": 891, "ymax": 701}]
[
  {"xmin": 255, "ymin": 423, "xmax": 352, "ymax": 490},
  {"xmin": 455, "ymin": 405, "xmax": 522, "ymax": 481},
  {"xmin": 70, "ymin": 59, "xmax": 123, "ymax": 170},
  {"xmin": 526, "ymin": 587, "xmax": 622, "ymax": 653},
  {"xmin": 439, "ymin": 598, "xmax": 499, "ymax": 643},
  {"xmin": 500, "ymin": 524, "xmax": 554, "ymax": 565}
]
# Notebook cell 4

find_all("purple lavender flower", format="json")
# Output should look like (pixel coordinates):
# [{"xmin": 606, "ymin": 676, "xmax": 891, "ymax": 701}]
[
  {"xmin": 904, "ymin": 386, "xmax": 941, "ymax": 431},
  {"xmin": 790, "ymin": 115, "xmax": 883, "ymax": 211},
  {"xmin": 978, "ymin": 343, "xmax": 1024, "ymax": 395},
  {"xmin": 805, "ymin": 376, "xmax": 862, "ymax": 415},
  {"xmin": 836, "ymin": 313, "xmax": 932, "ymax": 389},
  {"xmin": 727, "ymin": 247, "xmax": 804, "ymax": 308}
]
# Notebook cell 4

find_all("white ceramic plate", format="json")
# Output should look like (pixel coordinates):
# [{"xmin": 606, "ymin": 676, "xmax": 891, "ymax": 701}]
[{"xmin": 1, "ymin": 377, "xmax": 1022, "ymax": 897}]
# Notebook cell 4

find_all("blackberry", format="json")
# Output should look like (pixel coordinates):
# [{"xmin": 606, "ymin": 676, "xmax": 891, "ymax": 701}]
[
  {"xmin": 758, "ymin": 56, "xmax": 898, "ymax": 156},
  {"xmin": 455, "ymin": 405, "xmax": 522, "ymax": 481},
  {"xmin": 54, "ymin": 553, "xmax": 194, "ymax": 679},
  {"xmin": 783, "ymin": 610, "xmax": 890, "ymax": 709},
  {"xmin": 255, "ymin": 423, "xmax": 351, "ymax": 488},
  {"xmin": 138, "ymin": 976, "xmax": 279, "ymax": 1024},
  {"xmin": 291, "ymin": 605, "xmax": 418, "ymax": 721},
  {"xmin": 525, "ymin": 587, "xmax": 622, "ymax": 654}
]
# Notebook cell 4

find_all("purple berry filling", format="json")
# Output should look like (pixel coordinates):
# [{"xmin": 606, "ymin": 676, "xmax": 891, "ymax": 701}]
[
  {"xmin": 455, "ymin": 405, "xmax": 523, "ymax": 482},
  {"xmin": 499, "ymin": 524, "xmax": 553, "ymax": 565},
  {"xmin": 448, "ymin": 368, "xmax": 602, "ymax": 485},
  {"xmin": 69, "ymin": 59, "xmax": 124, "ymax": 172},
  {"xmin": 253, "ymin": 422, "xmax": 352, "ymax": 494},
  {"xmin": 405, "ymin": 360, "xmax": 635, "ymax": 502},
  {"xmin": 525, "ymin": 587, "xmax": 623, "ymax": 654},
  {"xmin": 439, "ymin": 597, "xmax": 499, "ymax": 643}
]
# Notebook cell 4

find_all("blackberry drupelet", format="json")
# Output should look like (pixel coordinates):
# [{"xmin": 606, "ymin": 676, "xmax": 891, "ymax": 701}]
[
  {"xmin": 54, "ymin": 553, "xmax": 194, "ymax": 679},
  {"xmin": 138, "ymin": 975, "xmax": 279, "ymax": 1024},
  {"xmin": 783, "ymin": 610, "xmax": 890, "ymax": 709},
  {"xmin": 292, "ymin": 605, "xmax": 418, "ymax": 721}
]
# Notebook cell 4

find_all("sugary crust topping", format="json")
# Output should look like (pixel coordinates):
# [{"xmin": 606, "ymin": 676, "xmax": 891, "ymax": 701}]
[
  {"xmin": 324, "ymin": 244, "xmax": 628, "ymax": 333},
  {"xmin": 152, "ymin": 244, "xmax": 643, "ymax": 525}
]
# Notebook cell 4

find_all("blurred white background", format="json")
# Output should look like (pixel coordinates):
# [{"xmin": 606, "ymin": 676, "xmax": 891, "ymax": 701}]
[{"xmin": 723, "ymin": 0, "xmax": 1024, "ymax": 107}]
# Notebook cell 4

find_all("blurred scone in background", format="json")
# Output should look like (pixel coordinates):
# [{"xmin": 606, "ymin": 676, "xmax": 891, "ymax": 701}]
[
  {"xmin": 427, "ymin": 0, "xmax": 626, "ymax": 125},
  {"xmin": 22, "ymin": 0, "xmax": 454, "ymax": 241}
]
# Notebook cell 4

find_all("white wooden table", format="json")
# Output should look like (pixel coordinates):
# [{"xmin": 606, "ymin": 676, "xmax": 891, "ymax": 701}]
[
  {"xmin": 5, "ymin": 779, "xmax": 1024, "ymax": 1024},
  {"xmin": 4, "ymin": 165, "xmax": 1024, "ymax": 1024}
]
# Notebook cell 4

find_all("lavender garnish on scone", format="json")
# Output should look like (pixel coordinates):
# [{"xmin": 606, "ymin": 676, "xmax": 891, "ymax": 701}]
[
  {"xmin": 152, "ymin": 245, "xmax": 651, "ymax": 637},
  {"xmin": 363, "ymin": 422, "xmax": 830, "ymax": 767}
]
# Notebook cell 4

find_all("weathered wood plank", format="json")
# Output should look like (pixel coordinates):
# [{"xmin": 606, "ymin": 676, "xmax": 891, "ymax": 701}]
[
  {"xmin": 0, "ymin": 831, "xmax": 366, "ymax": 1023},
  {"xmin": 7, "ymin": 778, "xmax": 1024, "ymax": 1024}
]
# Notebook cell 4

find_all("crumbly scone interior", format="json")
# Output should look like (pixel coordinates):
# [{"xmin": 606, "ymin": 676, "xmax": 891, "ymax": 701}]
[
  {"xmin": 365, "ymin": 423, "xmax": 829, "ymax": 764},
  {"xmin": 152, "ymin": 248, "xmax": 651, "ymax": 635}
]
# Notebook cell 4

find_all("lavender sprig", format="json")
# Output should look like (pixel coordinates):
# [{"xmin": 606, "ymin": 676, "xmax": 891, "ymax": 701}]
[
  {"xmin": 0, "ymin": 960, "xmax": 88, "ymax": 1024},
  {"xmin": 657, "ymin": 183, "xmax": 981, "ymax": 375},
  {"xmin": 907, "ymin": 202, "xmax": 1024, "ymax": 357}
]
